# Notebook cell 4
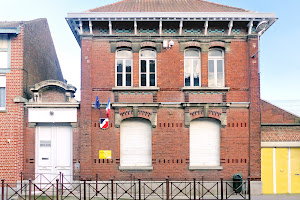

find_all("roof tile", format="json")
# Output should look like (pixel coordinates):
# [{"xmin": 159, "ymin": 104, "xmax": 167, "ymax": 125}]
[{"xmin": 86, "ymin": 0, "xmax": 251, "ymax": 13}]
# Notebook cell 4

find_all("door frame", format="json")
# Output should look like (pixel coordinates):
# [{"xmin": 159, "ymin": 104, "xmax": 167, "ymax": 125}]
[{"xmin": 35, "ymin": 123, "xmax": 73, "ymax": 183}]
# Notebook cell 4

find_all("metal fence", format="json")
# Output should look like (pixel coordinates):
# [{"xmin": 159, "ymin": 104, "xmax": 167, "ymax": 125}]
[{"xmin": 1, "ymin": 174, "xmax": 251, "ymax": 200}]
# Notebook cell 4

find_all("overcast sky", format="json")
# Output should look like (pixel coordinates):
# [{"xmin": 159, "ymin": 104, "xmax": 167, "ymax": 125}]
[{"xmin": 1, "ymin": 0, "xmax": 299, "ymax": 116}]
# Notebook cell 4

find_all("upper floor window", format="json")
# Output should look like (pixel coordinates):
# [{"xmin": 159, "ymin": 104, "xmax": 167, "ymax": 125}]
[
  {"xmin": 140, "ymin": 49, "xmax": 156, "ymax": 87},
  {"xmin": 184, "ymin": 48, "xmax": 200, "ymax": 86},
  {"xmin": 115, "ymin": 49, "xmax": 132, "ymax": 87},
  {"xmin": 0, "ymin": 34, "xmax": 9, "ymax": 69},
  {"xmin": 0, "ymin": 75, "xmax": 6, "ymax": 110},
  {"xmin": 208, "ymin": 48, "xmax": 224, "ymax": 87}
]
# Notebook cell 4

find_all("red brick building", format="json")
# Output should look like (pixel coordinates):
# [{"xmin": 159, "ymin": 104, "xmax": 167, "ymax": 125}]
[
  {"xmin": 0, "ymin": 19, "xmax": 64, "ymax": 183},
  {"xmin": 261, "ymin": 100, "xmax": 300, "ymax": 194},
  {"xmin": 65, "ymin": 0, "xmax": 278, "ymax": 191}
]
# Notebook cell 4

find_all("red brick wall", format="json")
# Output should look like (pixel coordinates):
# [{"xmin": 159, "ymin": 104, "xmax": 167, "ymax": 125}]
[
  {"xmin": 262, "ymin": 126, "xmax": 300, "ymax": 142},
  {"xmin": 78, "ymin": 37, "xmax": 261, "ymax": 181},
  {"xmin": 261, "ymin": 100, "xmax": 300, "ymax": 124},
  {"xmin": 0, "ymin": 28, "xmax": 25, "ymax": 183}
]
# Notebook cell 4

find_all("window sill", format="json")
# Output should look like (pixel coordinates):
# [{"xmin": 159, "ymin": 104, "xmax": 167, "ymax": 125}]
[
  {"xmin": 182, "ymin": 87, "xmax": 230, "ymax": 91},
  {"xmin": 0, "ymin": 68, "xmax": 11, "ymax": 73},
  {"xmin": 119, "ymin": 166, "xmax": 153, "ymax": 171},
  {"xmin": 112, "ymin": 87, "xmax": 159, "ymax": 91},
  {"xmin": 189, "ymin": 166, "xmax": 223, "ymax": 170},
  {"xmin": 0, "ymin": 108, "xmax": 7, "ymax": 113}
]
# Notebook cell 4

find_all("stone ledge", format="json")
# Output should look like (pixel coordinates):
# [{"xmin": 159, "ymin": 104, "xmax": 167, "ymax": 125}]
[
  {"xmin": 112, "ymin": 87, "xmax": 159, "ymax": 91},
  {"xmin": 189, "ymin": 166, "xmax": 223, "ymax": 170},
  {"xmin": 119, "ymin": 166, "xmax": 153, "ymax": 171},
  {"xmin": 182, "ymin": 87, "xmax": 230, "ymax": 91}
]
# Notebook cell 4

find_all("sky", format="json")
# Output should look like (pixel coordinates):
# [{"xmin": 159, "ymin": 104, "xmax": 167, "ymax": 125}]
[{"xmin": 0, "ymin": 0, "xmax": 300, "ymax": 116}]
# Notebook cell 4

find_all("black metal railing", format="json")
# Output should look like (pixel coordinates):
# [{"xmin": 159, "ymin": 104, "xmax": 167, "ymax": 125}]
[{"xmin": 1, "ymin": 173, "xmax": 251, "ymax": 200}]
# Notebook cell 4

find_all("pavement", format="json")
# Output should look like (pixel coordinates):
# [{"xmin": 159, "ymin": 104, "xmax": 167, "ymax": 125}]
[{"xmin": 252, "ymin": 194, "xmax": 300, "ymax": 200}]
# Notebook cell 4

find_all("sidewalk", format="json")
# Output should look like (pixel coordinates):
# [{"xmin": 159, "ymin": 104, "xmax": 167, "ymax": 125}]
[{"xmin": 252, "ymin": 194, "xmax": 300, "ymax": 200}]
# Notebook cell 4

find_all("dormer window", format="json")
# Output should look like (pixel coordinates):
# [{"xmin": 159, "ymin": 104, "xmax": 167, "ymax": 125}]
[
  {"xmin": 184, "ymin": 48, "xmax": 200, "ymax": 86},
  {"xmin": 115, "ymin": 49, "xmax": 133, "ymax": 87},
  {"xmin": 208, "ymin": 48, "xmax": 224, "ymax": 87}
]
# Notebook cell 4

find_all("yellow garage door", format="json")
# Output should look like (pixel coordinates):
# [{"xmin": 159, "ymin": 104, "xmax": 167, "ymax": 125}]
[
  {"xmin": 261, "ymin": 148, "xmax": 273, "ymax": 194},
  {"xmin": 291, "ymin": 148, "xmax": 300, "ymax": 193},
  {"xmin": 275, "ymin": 148, "xmax": 289, "ymax": 194}
]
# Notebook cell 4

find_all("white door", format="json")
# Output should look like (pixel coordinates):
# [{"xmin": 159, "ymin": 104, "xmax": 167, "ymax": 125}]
[
  {"xmin": 36, "ymin": 126, "xmax": 72, "ymax": 183},
  {"xmin": 120, "ymin": 118, "xmax": 152, "ymax": 167},
  {"xmin": 190, "ymin": 118, "xmax": 220, "ymax": 166}
]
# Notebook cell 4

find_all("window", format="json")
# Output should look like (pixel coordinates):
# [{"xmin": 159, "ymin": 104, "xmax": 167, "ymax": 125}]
[
  {"xmin": 184, "ymin": 48, "xmax": 200, "ymax": 86},
  {"xmin": 190, "ymin": 118, "xmax": 220, "ymax": 167},
  {"xmin": 208, "ymin": 48, "xmax": 224, "ymax": 87},
  {"xmin": 120, "ymin": 118, "xmax": 152, "ymax": 167},
  {"xmin": 140, "ymin": 49, "xmax": 156, "ymax": 87},
  {"xmin": 115, "ymin": 49, "xmax": 132, "ymax": 87},
  {"xmin": 0, "ymin": 75, "xmax": 6, "ymax": 110},
  {"xmin": 0, "ymin": 34, "xmax": 9, "ymax": 69}
]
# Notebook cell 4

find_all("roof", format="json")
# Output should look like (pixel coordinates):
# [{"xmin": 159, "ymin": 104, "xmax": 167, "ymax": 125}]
[
  {"xmin": 87, "ymin": 0, "xmax": 252, "ymax": 13},
  {"xmin": 0, "ymin": 21, "xmax": 22, "ymax": 28},
  {"xmin": 261, "ymin": 100, "xmax": 300, "ymax": 124}
]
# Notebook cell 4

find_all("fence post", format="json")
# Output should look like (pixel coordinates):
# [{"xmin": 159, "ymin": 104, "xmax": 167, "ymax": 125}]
[
  {"xmin": 193, "ymin": 178, "xmax": 196, "ymax": 200},
  {"xmin": 61, "ymin": 173, "xmax": 64, "ymax": 195},
  {"xmin": 96, "ymin": 174, "xmax": 98, "ymax": 196},
  {"xmin": 1, "ymin": 179, "xmax": 4, "ymax": 200},
  {"xmin": 166, "ymin": 177, "xmax": 169, "ymax": 200},
  {"xmin": 221, "ymin": 178, "xmax": 223, "ymax": 200},
  {"xmin": 29, "ymin": 179, "xmax": 32, "ymax": 200},
  {"xmin": 84, "ymin": 179, "xmax": 86, "ymax": 200},
  {"xmin": 111, "ymin": 179, "xmax": 114, "ymax": 200},
  {"xmin": 20, "ymin": 171, "xmax": 23, "ymax": 194},
  {"xmin": 56, "ymin": 179, "xmax": 59, "ymax": 200},
  {"xmin": 248, "ymin": 177, "xmax": 251, "ymax": 200},
  {"xmin": 138, "ymin": 179, "xmax": 141, "ymax": 200}
]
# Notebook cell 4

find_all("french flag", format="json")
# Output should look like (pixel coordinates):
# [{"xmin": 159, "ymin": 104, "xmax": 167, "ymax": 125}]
[{"xmin": 106, "ymin": 97, "xmax": 111, "ymax": 118}]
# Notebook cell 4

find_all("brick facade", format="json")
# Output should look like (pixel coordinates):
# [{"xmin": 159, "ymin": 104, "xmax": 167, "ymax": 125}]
[
  {"xmin": 0, "ymin": 19, "xmax": 63, "ymax": 183},
  {"xmin": 261, "ymin": 100, "xmax": 300, "ymax": 142},
  {"xmin": 65, "ymin": 0, "xmax": 277, "ymax": 182}
]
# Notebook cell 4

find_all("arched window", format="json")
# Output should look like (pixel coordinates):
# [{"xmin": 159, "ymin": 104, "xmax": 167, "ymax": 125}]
[
  {"xmin": 190, "ymin": 118, "xmax": 220, "ymax": 167},
  {"xmin": 140, "ymin": 49, "xmax": 156, "ymax": 87},
  {"xmin": 115, "ymin": 49, "xmax": 133, "ymax": 87},
  {"xmin": 208, "ymin": 48, "xmax": 224, "ymax": 87},
  {"xmin": 120, "ymin": 118, "xmax": 152, "ymax": 167},
  {"xmin": 184, "ymin": 48, "xmax": 200, "ymax": 86}
]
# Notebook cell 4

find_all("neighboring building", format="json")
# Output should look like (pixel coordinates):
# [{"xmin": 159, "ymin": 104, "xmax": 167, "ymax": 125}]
[
  {"xmin": 0, "ymin": 19, "xmax": 64, "ymax": 183},
  {"xmin": 65, "ymin": 0, "xmax": 277, "ymax": 192},
  {"xmin": 261, "ymin": 100, "xmax": 300, "ymax": 194}
]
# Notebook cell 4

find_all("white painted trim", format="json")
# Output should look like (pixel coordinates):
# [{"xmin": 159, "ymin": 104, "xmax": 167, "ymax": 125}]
[
  {"xmin": 139, "ymin": 49, "xmax": 157, "ymax": 87},
  {"xmin": 261, "ymin": 142, "xmax": 300, "ymax": 148},
  {"xmin": 67, "ymin": 12, "xmax": 276, "ymax": 20},
  {"xmin": 184, "ymin": 48, "xmax": 201, "ymax": 87},
  {"xmin": 189, "ymin": 166, "xmax": 223, "ymax": 170},
  {"xmin": 25, "ymin": 103, "xmax": 79, "ymax": 108},
  {"xmin": 208, "ymin": 48, "xmax": 225, "ymax": 87},
  {"xmin": 115, "ymin": 49, "xmax": 133, "ymax": 87},
  {"xmin": 273, "ymin": 148, "xmax": 276, "ymax": 194},
  {"xmin": 288, "ymin": 148, "xmax": 291, "ymax": 194}
]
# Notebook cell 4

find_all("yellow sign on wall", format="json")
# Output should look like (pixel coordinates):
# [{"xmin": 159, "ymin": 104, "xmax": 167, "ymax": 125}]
[{"xmin": 99, "ymin": 150, "xmax": 111, "ymax": 159}]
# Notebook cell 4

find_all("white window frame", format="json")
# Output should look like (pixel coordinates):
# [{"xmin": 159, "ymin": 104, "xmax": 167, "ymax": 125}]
[
  {"xmin": 0, "ymin": 34, "xmax": 11, "ymax": 70},
  {"xmin": 184, "ymin": 48, "xmax": 201, "ymax": 87},
  {"xmin": 0, "ymin": 75, "xmax": 6, "ymax": 110},
  {"xmin": 115, "ymin": 48, "xmax": 133, "ymax": 87},
  {"xmin": 139, "ymin": 49, "xmax": 157, "ymax": 87},
  {"xmin": 208, "ymin": 48, "xmax": 225, "ymax": 87}
]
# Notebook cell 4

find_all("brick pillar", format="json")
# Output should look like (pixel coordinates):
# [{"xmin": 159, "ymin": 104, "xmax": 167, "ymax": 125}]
[
  {"xmin": 248, "ymin": 37, "xmax": 261, "ymax": 179},
  {"xmin": 80, "ymin": 38, "xmax": 93, "ymax": 179}
]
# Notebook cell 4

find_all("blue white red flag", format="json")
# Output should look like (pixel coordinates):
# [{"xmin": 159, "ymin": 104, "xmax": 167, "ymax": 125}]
[
  {"xmin": 106, "ymin": 97, "xmax": 111, "ymax": 118},
  {"xmin": 100, "ymin": 118, "xmax": 109, "ymax": 129}
]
